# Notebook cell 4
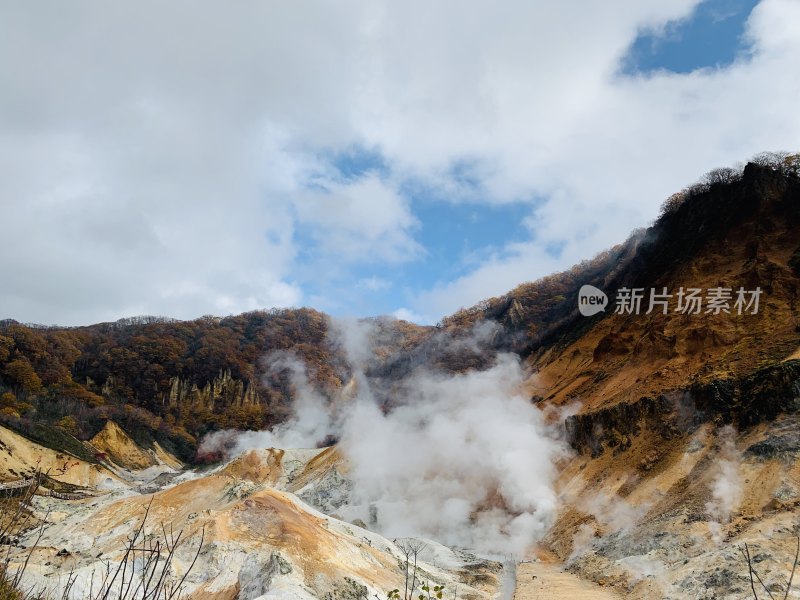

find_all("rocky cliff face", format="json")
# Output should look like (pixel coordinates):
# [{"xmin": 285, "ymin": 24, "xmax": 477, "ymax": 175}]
[
  {"xmin": 17, "ymin": 448, "xmax": 502, "ymax": 600},
  {"xmin": 512, "ymin": 162, "xmax": 800, "ymax": 598},
  {"xmin": 565, "ymin": 361, "xmax": 800, "ymax": 457},
  {"xmin": 163, "ymin": 369, "xmax": 261, "ymax": 410},
  {"xmin": 4, "ymin": 159, "xmax": 800, "ymax": 599}
]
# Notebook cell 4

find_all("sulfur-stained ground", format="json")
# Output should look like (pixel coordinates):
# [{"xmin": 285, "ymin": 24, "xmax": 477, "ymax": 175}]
[{"xmin": 513, "ymin": 560, "xmax": 622, "ymax": 600}]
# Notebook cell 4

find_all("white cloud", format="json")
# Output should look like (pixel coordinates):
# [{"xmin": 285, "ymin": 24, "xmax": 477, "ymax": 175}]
[
  {"xmin": 401, "ymin": 0, "xmax": 800, "ymax": 317},
  {"xmin": 0, "ymin": 0, "xmax": 798, "ymax": 324},
  {"xmin": 391, "ymin": 307, "xmax": 428, "ymax": 324},
  {"xmin": 357, "ymin": 276, "xmax": 392, "ymax": 292},
  {"xmin": 293, "ymin": 173, "xmax": 421, "ymax": 264}
]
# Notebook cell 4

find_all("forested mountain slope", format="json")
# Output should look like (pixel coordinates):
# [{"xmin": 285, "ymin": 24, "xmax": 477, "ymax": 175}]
[{"xmin": 2, "ymin": 155, "xmax": 798, "ymax": 469}]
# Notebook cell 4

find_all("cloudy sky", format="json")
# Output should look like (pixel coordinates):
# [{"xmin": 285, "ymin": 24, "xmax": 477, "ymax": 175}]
[{"xmin": 1, "ymin": 0, "xmax": 798, "ymax": 326}]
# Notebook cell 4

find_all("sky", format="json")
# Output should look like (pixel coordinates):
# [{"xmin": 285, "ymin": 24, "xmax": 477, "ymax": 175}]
[{"xmin": 1, "ymin": 0, "xmax": 798, "ymax": 326}]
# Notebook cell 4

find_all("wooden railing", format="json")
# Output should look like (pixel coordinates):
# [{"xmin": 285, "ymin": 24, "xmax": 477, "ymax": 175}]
[
  {"xmin": 0, "ymin": 475, "xmax": 97, "ymax": 500},
  {"xmin": 0, "ymin": 477, "xmax": 38, "ymax": 491}
]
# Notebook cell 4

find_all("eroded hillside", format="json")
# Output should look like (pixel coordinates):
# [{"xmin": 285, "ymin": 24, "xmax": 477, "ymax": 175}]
[
  {"xmin": 2, "ymin": 157, "xmax": 800, "ymax": 599},
  {"xmin": 4, "ymin": 431, "xmax": 503, "ymax": 600}
]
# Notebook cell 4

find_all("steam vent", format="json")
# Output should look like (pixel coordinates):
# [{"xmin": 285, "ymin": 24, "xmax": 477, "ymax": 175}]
[{"xmin": 2, "ymin": 3, "xmax": 800, "ymax": 598}]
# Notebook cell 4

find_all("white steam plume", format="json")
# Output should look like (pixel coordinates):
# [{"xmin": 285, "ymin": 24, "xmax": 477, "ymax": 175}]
[
  {"xmin": 198, "ymin": 352, "xmax": 335, "ymax": 457},
  {"xmin": 567, "ymin": 523, "xmax": 597, "ymax": 564},
  {"xmin": 201, "ymin": 318, "xmax": 571, "ymax": 556},
  {"xmin": 337, "ymin": 351, "xmax": 568, "ymax": 555},
  {"xmin": 705, "ymin": 425, "xmax": 743, "ymax": 545},
  {"xmin": 578, "ymin": 492, "xmax": 650, "ymax": 535}
]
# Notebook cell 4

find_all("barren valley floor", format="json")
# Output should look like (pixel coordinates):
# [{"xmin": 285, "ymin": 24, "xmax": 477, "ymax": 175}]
[{"xmin": 513, "ymin": 560, "xmax": 623, "ymax": 600}]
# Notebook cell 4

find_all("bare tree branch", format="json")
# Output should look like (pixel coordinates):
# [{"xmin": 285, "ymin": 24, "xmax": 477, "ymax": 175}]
[{"xmin": 782, "ymin": 536, "xmax": 799, "ymax": 600}]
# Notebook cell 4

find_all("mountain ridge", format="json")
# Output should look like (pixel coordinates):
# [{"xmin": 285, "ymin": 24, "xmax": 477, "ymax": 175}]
[
  {"xmin": 3, "ymin": 153, "xmax": 800, "ymax": 598},
  {"xmin": 1, "ymin": 156, "xmax": 798, "ymax": 467}
]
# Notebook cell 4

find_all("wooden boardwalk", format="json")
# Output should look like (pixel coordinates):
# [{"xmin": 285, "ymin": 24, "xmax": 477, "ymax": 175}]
[
  {"xmin": 0, "ymin": 475, "xmax": 95, "ymax": 500},
  {"xmin": 0, "ymin": 476, "xmax": 38, "ymax": 491}
]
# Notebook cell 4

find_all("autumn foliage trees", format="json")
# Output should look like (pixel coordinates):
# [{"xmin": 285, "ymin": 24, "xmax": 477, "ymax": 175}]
[
  {"xmin": 0, "ymin": 309, "xmax": 342, "ymax": 461},
  {"xmin": 3, "ymin": 358, "xmax": 42, "ymax": 396},
  {"xmin": 1, "ymin": 156, "xmax": 794, "ymax": 463}
]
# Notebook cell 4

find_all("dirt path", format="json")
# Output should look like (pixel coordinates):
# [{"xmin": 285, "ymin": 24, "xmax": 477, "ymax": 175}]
[{"xmin": 512, "ymin": 560, "xmax": 623, "ymax": 600}]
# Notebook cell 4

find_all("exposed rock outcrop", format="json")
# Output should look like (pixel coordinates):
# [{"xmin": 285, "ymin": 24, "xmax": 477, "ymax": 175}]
[
  {"xmin": 89, "ymin": 420, "xmax": 181, "ymax": 471},
  {"xmin": 163, "ymin": 369, "xmax": 261, "ymax": 410},
  {"xmin": 565, "ymin": 360, "xmax": 800, "ymax": 456},
  {"xmin": 19, "ymin": 448, "xmax": 501, "ymax": 600}
]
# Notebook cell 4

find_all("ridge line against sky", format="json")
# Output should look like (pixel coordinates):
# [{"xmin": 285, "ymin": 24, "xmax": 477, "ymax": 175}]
[{"xmin": 1, "ymin": 0, "xmax": 799, "ymax": 326}]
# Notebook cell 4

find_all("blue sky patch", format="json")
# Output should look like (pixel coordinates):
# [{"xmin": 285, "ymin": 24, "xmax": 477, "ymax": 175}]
[
  {"xmin": 329, "ymin": 145, "xmax": 388, "ymax": 179},
  {"xmin": 411, "ymin": 200, "xmax": 532, "ymax": 286},
  {"xmin": 622, "ymin": 0, "xmax": 758, "ymax": 75},
  {"xmin": 294, "ymin": 197, "xmax": 533, "ymax": 319},
  {"xmin": 292, "ymin": 152, "xmax": 536, "ymax": 318}
]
